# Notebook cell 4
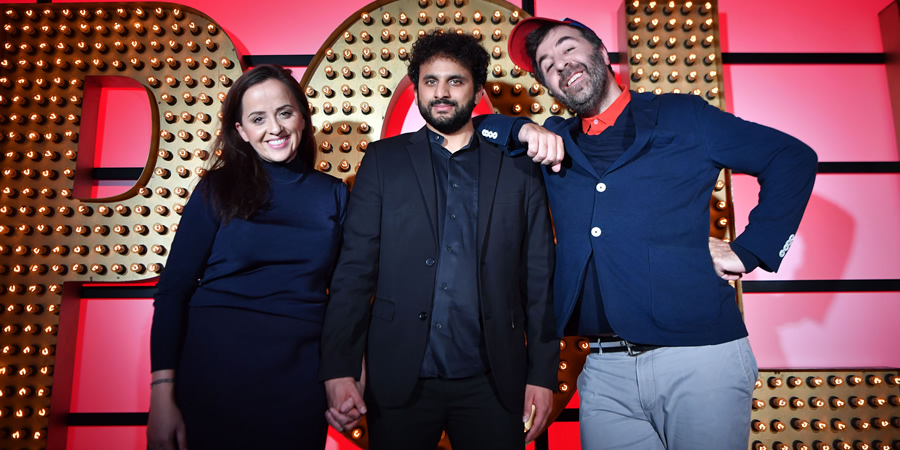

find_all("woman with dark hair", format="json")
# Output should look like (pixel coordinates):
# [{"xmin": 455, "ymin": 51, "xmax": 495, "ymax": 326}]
[{"xmin": 147, "ymin": 64, "xmax": 347, "ymax": 450}]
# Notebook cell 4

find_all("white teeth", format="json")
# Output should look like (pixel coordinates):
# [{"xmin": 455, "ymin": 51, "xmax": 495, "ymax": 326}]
[
  {"xmin": 567, "ymin": 72, "xmax": 583, "ymax": 87},
  {"xmin": 268, "ymin": 138, "xmax": 286, "ymax": 146}
]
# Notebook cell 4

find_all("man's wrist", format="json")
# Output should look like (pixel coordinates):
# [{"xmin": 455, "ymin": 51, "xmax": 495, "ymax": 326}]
[
  {"xmin": 729, "ymin": 241, "xmax": 760, "ymax": 273},
  {"xmin": 511, "ymin": 117, "xmax": 534, "ymax": 147}
]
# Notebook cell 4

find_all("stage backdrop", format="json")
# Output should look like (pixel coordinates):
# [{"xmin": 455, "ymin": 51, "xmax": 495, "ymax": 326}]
[{"xmin": 0, "ymin": 0, "xmax": 898, "ymax": 449}]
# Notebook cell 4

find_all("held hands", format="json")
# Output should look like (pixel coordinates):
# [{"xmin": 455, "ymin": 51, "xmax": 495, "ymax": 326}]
[
  {"xmin": 324, "ymin": 376, "xmax": 367, "ymax": 432},
  {"xmin": 523, "ymin": 384, "xmax": 553, "ymax": 444},
  {"xmin": 709, "ymin": 237, "xmax": 747, "ymax": 281},
  {"xmin": 147, "ymin": 385, "xmax": 188, "ymax": 450},
  {"xmin": 518, "ymin": 123, "xmax": 565, "ymax": 173}
]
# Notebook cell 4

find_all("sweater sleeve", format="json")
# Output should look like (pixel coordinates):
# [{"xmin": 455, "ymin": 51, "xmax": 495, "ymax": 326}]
[{"xmin": 150, "ymin": 183, "xmax": 220, "ymax": 371}]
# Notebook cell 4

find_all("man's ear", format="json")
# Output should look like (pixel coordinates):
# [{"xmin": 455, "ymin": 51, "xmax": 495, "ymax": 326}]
[
  {"xmin": 474, "ymin": 86, "xmax": 484, "ymax": 105},
  {"xmin": 599, "ymin": 45, "xmax": 611, "ymax": 66}
]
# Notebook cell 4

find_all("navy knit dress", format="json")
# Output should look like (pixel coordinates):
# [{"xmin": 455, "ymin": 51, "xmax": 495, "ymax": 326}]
[{"xmin": 150, "ymin": 157, "xmax": 348, "ymax": 449}]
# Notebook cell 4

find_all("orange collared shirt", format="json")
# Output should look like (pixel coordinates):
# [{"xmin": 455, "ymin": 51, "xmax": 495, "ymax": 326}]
[{"xmin": 581, "ymin": 85, "xmax": 632, "ymax": 135}]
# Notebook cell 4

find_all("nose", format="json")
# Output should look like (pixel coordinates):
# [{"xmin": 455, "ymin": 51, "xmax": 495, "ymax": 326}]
[
  {"xmin": 434, "ymin": 81, "xmax": 450, "ymax": 98},
  {"xmin": 268, "ymin": 117, "xmax": 283, "ymax": 134}
]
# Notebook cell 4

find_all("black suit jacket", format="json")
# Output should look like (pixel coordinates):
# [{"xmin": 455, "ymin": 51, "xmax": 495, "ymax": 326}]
[{"xmin": 319, "ymin": 126, "xmax": 558, "ymax": 412}]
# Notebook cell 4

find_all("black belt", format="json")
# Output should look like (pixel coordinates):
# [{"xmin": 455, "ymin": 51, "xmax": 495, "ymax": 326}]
[{"xmin": 588, "ymin": 336, "xmax": 662, "ymax": 356}]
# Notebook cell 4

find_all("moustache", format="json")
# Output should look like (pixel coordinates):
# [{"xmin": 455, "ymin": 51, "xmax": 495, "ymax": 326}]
[{"xmin": 429, "ymin": 99, "xmax": 458, "ymax": 107}]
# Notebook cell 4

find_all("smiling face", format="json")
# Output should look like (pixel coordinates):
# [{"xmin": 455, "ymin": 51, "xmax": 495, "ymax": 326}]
[
  {"xmin": 535, "ymin": 26, "xmax": 610, "ymax": 117},
  {"xmin": 235, "ymin": 78, "xmax": 305, "ymax": 163},
  {"xmin": 415, "ymin": 57, "xmax": 482, "ymax": 135}
]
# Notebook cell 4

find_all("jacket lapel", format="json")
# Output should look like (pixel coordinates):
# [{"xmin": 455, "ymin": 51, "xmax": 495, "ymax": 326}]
[
  {"xmin": 477, "ymin": 139, "xmax": 502, "ymax": 252},
  {"xmin": 558, "ymin": 120, "xmax": 601, "ymax": 179},
  {"xmin": 406, "ymin": 127, "xmax": 439, "ymax": 242},
  {"xmin": 604, "ymin": 92, "xmax": 660, "ymax": 175}
]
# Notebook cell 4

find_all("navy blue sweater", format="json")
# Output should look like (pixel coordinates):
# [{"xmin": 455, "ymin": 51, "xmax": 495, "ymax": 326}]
[{"xmin": 150, "ymin": 159, "xmax": 349, "ymax": 371}]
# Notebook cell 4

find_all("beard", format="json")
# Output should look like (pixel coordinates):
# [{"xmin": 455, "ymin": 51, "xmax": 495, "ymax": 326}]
[
  {"xmin": 552, "ymin": 50, "xmax": 610, "ymax": 117},
  {"xmin": 417, "ymin": 94, "xmax": 477, "ymax": 134}
]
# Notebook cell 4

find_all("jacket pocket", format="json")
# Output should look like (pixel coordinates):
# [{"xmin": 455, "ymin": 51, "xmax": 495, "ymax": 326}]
[
  {"xmin": 648, "ymin": 245, "xmax": 722, "ymax": 329},
  {"xmin": 371, "ymin": 298, "xmax": 395, "ymax": 321}
]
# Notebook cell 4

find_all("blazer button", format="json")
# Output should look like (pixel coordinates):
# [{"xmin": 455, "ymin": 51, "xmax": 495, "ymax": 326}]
[
  {"xmin": 425, "ymin": 258, "xmax": 435, "ymax": 266},
  {"xmin": 418, "ymin": 312, "xmax": 428, "ymax": 320}
]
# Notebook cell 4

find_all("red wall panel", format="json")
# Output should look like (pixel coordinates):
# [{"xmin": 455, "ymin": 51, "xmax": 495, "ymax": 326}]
[
  {"xmin": 717, "ymin": 0, "xmax": 889, "ymax": 53},
  {"xmin": 726, "ymin": 65, "xmax": 898, "ymax": 162},
  {"xmin": 69, "ymin": 299, "xmax": 152, "ymax": 413},
  {"xmin": 734, "ymin": 174, "xmax": 900, "ymax": 281},
  {"xmin": 744, "ymin": 292, "xmax": 900, "ymax": 368}
]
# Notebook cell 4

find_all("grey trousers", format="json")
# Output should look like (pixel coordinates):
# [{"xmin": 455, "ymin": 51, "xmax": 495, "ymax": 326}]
[{"xmin": 578, "ymin": 337, "xmax": 758, "ymax": 450}]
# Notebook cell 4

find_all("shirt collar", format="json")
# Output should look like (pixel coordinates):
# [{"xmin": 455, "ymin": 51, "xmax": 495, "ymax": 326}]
[
  {"xmin": 581, "ymin": 85, "xmax": 631, "ymax": 135},
  {"xmin": 425, "ymin": 127, "xmax": 478, "ymax": 154}
]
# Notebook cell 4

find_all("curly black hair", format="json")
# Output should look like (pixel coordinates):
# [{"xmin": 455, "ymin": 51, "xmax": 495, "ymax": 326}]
[{"xmin": 408, "ymin": 29, "xmax": 489, "ymax": 92}]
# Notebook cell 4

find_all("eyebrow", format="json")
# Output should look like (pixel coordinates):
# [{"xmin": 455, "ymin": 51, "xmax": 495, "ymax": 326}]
[
  {"xmin": 422, "ymin": 73, "xmax": 467, "ymax": 81},
  {"xmin": 536, "ymin": 35, "xmax": 577, "ymax": 70},
  {"xmin": 245, "ymin": 104, "xmax": 293, "ymax": 118}
]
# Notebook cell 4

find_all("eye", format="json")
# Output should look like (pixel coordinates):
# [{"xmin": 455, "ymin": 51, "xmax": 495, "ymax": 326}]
[
  {"xmin": 279, "ymin": 110, "xmax": 293, "ymax": 118},
  {"xmin": 251, "ymin": 116, "xmax": 264, "ymax": 124},
  {"xmin": 565, "ymin": 47, "xmax": 575, "ymax": 53}
]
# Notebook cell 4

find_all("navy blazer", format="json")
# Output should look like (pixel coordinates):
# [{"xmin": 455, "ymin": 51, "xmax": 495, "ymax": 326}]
[{"xmin": 477, "ymin": 92, "xmax": 817, "ymax": 346}]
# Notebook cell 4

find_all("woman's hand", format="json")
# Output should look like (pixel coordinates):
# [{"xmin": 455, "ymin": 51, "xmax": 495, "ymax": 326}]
[{"xmin": 147, "ymin": 372, "xmax": 188, "ymax": 450}]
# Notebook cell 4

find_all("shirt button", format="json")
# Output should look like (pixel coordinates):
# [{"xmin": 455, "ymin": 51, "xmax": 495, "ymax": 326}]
[
  {"xmin": 593, "ymin": 119, "xmax": 599, "ymax": 124},
  {"xmin": 450, "ymin": 214, "xmax": 456, "ymax": 220},
  {"xmin": 418, "ymin": 312, "xmax": 428, "ymax": 320},
  {"xmin": 425, "ymin": 258, "xmax": 435, "ymax": 266},
  {"xmin": 596, "ymin": 182, "xmax": 606, "ymax": 192},
  {"xmin": 435, "ymin": 323, "xmax": 442, "ymax": 329},
  {"xmin": 452, "ymin": 183, "xmax": 459, "ymax": 189},
  {"xmin": 442, "ymin": 283, "xmax": 448, "ymax": 290},
  {"xmin": 591, "ymin": 227, "xmax": 602, "ymax": 237}
]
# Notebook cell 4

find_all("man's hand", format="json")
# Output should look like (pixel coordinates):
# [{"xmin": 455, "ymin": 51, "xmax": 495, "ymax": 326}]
[
  {"xmin": 709, "ymin": 237, "xmax": 747, "ymax": 281},
  {"xmin": 324, "ymin": 377, "xmax": 366, "ymax": 432},
  {"xmin": 518, "ymin": 123, "xmax": 565, "ymax": 172},
  {"xmin": 523, "ymin": 384, "xmax": 553, "ymax": 443}
]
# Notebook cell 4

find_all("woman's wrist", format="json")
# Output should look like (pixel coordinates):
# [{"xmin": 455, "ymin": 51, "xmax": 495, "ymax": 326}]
[{"xmin": 150, "ymin": 378, "xmax": 175, "ymax": 387}]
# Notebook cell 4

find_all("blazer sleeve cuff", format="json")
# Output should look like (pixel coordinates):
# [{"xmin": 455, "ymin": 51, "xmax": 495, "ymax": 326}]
[{"xmin": 729, "ymin": 241, "xmax": 760, "ymax": 273}]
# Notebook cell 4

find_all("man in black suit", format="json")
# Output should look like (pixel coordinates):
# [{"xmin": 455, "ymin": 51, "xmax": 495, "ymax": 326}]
[{"xmin": 319, "ymin": 31, "xmax": 558, "ymax": 449}]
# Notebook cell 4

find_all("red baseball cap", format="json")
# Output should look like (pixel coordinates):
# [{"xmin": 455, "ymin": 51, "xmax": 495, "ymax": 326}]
[{"xmin": 508, "ymin": 17, "xmax": 592, "ymax": 74}]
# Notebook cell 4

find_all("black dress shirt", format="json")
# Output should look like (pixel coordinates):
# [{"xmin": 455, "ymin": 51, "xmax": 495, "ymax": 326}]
[{"xmin": 420, "ymin": 128, "xmax": 489, "ymax": 378}]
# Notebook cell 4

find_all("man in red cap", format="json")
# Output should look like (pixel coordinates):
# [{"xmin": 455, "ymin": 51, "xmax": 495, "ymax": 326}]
[{"xmin": 477, "ymin": 16, "xmax": 817, "ymax": 450}]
